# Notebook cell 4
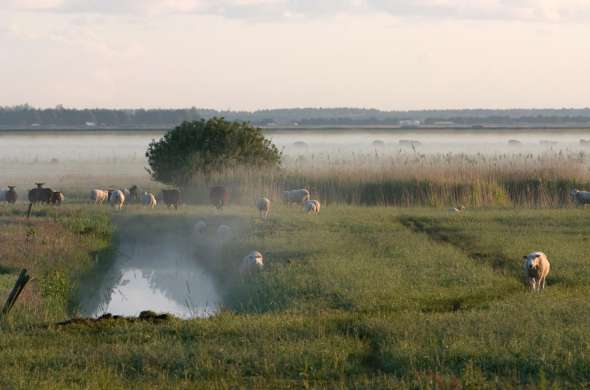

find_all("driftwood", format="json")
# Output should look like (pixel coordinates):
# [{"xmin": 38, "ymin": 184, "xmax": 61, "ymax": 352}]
[{"xmin": 1, "ymin": 269, "xmax": 31, "ymax": 319}]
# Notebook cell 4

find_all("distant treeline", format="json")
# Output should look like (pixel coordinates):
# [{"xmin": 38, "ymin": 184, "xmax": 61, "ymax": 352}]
[{"xmin": 2, "ymin": 104, "xmax": 590, "ymax": 129}]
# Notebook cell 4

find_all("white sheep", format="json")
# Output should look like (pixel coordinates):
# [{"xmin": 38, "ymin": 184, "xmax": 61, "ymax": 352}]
[
  {"xmin": 571, "ymin": 189, "xmax": 590, "ymax": 206},
  {"xmin": 304, "ymin": 199, "xmax": 321, "ymax": 214},
  {"xmin": 240, "ymin": 251, "xmax": 264, "ymax": 273},
  {"xmin": 142, "ymin": 192, "xmax": 157, "ymax": 208},
  {"xmin": 109, "ymin": 189, "xmax": 125, "ymax": 210},
  {"xmin": 448, "ymin": 205, "xmax": 465, "ymax": 213},
  {"xmin": 282, "ymin": 189, "xmax": 310, "ymax": 205},
  {"xmin": 256, "ymin": 197, "xmax": 271, "ymax": 219},
  {"xmin": 90, "ymin": 189, "xmax": 108, "ymax": 205},
  {"xmin": 522, "ymin": 251, "xmax": 551, "ymax": 291}
]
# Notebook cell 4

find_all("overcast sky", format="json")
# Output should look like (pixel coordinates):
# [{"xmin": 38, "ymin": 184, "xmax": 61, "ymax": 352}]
[{"xmin": 1, "ymin": 0, "xmax": 589, "ymax": 110}]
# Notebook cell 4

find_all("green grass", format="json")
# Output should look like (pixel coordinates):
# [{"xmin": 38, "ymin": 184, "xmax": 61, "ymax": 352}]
[{"xmin": 1, "ymin": 204, "xmax": 590, "ymax": 388}]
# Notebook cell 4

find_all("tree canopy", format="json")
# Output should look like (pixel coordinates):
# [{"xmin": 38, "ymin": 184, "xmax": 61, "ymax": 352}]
[{"xmin": 146, "ymin": 118, "xmax": 281, "ymax": 186}]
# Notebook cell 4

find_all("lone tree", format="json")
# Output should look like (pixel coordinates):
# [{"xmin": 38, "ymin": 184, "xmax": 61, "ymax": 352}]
[{"xmin": 146, "ymin": 117, "xmax": 281, "ymax": 186}]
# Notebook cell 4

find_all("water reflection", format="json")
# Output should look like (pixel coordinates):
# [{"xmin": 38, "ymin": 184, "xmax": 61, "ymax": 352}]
[{"xmin": 82, "ymin": 237, "xmax": 221, "ymax": 319}]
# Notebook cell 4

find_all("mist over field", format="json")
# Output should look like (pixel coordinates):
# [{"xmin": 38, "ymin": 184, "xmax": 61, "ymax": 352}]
[{"xmin": 3, "ymin": 0, "xmax": 590, "ymax": 387}]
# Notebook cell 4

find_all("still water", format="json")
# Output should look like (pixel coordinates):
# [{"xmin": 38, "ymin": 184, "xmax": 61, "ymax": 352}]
[{"xmin": 82, "ymin": 234, "xmax": 221, "ymax": 319}]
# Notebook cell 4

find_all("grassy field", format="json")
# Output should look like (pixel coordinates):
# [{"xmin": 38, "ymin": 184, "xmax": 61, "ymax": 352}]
[{"xmin": 1, "ymin": 203, "xmax": 590, "ymax": 388}]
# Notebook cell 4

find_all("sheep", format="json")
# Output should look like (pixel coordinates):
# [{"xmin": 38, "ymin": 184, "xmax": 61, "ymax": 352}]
[
  {"xmin": 240, "ymin": 251, "xmax": 264, "ymax": 273},
  {"xmin": 28, "ymin": 183, "xmax": 53, "ymax": 204},
  {"xmin": 570, "ymin": 189, "xmax": 590, "ymax": 206},
  {"xmin": 210, "ymin": 186, "xmax": 229, "ymax": 210},
  {"xmin": 128, "ymin": 185, "xmax": 139, "ymax": 202},
  {"xmin": 109, "ymin": 189, "xmax": 125, "ymax": 209},
  {"xmin": 304, "ymin": 199, "xmax": 321, "ymax": 214},
  {"xmin": 91, "ymin": 189, "xmax": 108, "ymax": 205},
  {"xmin": 158, "ymin": 189, "xmax": 181, "ymax": 209},
  {"xmin": 522, "ymin": 252, "xmax": 551, "ymax": 291},
  {"xmin": 0, "ymin": 187, "xmax": 16, "ymax": 203},
  {"xmin": 448, "ymin": 205, "xmax": 465, "ymax": 213},
  {"xmin": 282, "ymin": 189, "xmax": 310, "ymax": 205},
  {"xmin": 217, "ymin": 225, "xmax": 232, "ymax": 240},
  {"xmin": 142, "ymin": 192, "xmax": 157, "ymax": 208},
  {"xmin": 50, "ymin": 191, "xmax": 64, "ymax": 205},
  {"xmin": 256, "ymin": 197, "xmax": 271, "ymax": 219}
]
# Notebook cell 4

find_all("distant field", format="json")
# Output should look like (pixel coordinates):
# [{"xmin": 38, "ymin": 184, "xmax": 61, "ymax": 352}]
[
  {"xmin": 1, "ymin": 203, "xmax": 590, "ymax": 388},
  {"xmin": 4, "ymin": 129, "xmax": 590, "ymax": 208}
]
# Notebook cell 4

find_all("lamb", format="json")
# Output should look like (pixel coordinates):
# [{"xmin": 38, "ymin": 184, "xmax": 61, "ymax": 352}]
[
  {"xmin": 522, "ymin": 252, "xmax": 551, "ymax": 291},
  {"xmin": 256, "ymin": 197, "xmax": 271, "ymax": 219},
  {"xmin": 91, "ymin": 189, "xmax": 108, "ymax": 205},
  {"xmin": 304, "ymin": 199, "xmax": 321, "ymax": 214},
  {"xmin": 109, "ymin": 189, "xmax": 125, "ymax": 209},
  {"xmin": 142, "ymin": 192, "xmax": 157, "ymax": 208},
  {"xmin": 282, "ymin": 189, "xmax": 310, "ymax": 205},
  {"xmin": 570, "ymin": 189, "xmax": 590, "ymax": 206},
  {"xmin": 240, "ymin": 251, "xmax": 264, "ymax": 273}
]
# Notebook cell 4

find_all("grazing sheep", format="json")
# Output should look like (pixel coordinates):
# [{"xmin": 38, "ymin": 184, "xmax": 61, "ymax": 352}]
[
  {"xmin": 158, "ymin": 189, "xmax": 181, "ymax": 209},
  {"xmin": 109, "ymin": 189, "xmax": 125, "ymax": 209},
  {"xmin": 5, "ymin": 186, "xmax": 17, "ymax": 204},
  {"xmin": 304, "ymin": 199, "xmax": 321, "ymax": 214},
  {"xmin": 522, "ymin": 252, "xmax": 551, "ymax": 291},
  {"xmin": 128, "ymin": 185, "xmax": 139, "ymax": 202},
  {"xmin": 217, "ymin": 225, "xmax": 232, "ymax": 240},
  {"xmin": 210, "ymin": 186, "xmax": 229, "ymax": 210},
  {"xmin": 240, "ymin": 251, "xmax": 264, "ymax": 273},
  {"xmin": 50, "ymin": 191, "xmax": 64, "ymax": 205},
  {"xmin": 91, "ymin": 189, "xmax": 108, "ymax": 205},
  {"xmin": 282, "ymin": 189, "xmax": 310, "ymax": 205},
  {"xmin": 256, "ymin": 197, "xmax": 271, "ymax": 219},
  {"xmin": 570, "ymin": 189, "xmax": 590, "ymax": 206},
  {"xmin": 28, "ymin": 183, "xmax": 53, "ymax": 204},
  {"xmin": 142, "ymin": 192, "xmax": 157, "ymax": 208},
  {"xmin": 1, "ymin": 187, "xmax": 17, "ymax": 204}
]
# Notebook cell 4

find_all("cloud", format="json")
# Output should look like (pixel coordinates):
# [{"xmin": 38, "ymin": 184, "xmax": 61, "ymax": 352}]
[{"xmin": 3, "ymin": 0, "xmax": 590, "ymax": 22}]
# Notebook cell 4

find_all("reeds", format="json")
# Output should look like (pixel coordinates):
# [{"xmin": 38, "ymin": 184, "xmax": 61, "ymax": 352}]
[{"xmin": 186, "ymin": 149, "xmax": 590, "ymax": 208}]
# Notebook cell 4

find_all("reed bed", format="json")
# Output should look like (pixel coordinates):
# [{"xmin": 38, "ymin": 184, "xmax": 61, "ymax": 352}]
[{"xmin": 186, "ymin": 149, "xmax": 590, "ymax": 208}]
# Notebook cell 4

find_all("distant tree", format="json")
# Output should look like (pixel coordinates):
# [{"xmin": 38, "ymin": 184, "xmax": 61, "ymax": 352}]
[{"xmin": 146, "ymin": 117, "xmax": 281, "ymax": 186}]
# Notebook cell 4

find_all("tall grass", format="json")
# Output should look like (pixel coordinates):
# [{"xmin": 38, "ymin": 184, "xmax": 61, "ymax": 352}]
[{"xmin": 184, "ymin": 149, "xmax": 590, "ymax": 208}]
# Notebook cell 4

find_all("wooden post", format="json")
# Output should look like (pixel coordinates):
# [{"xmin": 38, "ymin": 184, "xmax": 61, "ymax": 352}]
[{"xmin": 0, "ymin": 269, "xmax": 31, "ymax": 320}]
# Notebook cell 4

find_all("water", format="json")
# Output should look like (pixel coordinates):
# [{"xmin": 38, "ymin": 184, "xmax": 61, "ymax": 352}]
[{"xmin": 81, "ymin": 229, "xmax": 221, "ymax": 319}]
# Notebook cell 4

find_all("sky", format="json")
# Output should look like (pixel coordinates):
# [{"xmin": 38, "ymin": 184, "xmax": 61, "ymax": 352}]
[{"xmin": 1, "ymin": 0, "xmax": 589, "ymax": 111}]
